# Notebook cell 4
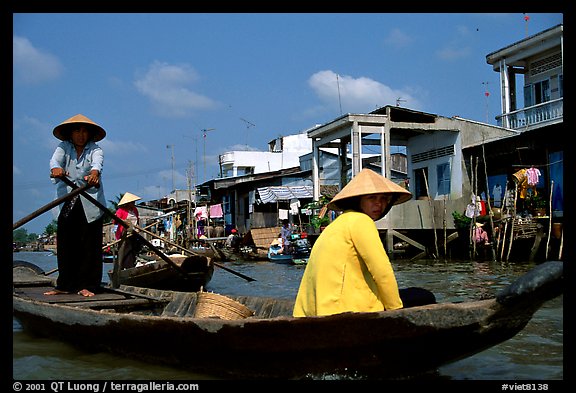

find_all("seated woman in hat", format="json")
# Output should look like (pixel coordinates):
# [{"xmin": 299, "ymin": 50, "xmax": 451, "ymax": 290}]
[
  {"xmin": 472, "ymin": 222, "xmax": 490, "ymax": 245},
  {"xmin": 114, "ymin": 192, "xmax": 142, "ymax": 269},
  {"xmin": 293, "ymin": 168, "xmax": 435, "ymax": 317}
]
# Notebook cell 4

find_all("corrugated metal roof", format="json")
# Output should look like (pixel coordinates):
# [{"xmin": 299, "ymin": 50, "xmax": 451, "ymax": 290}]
[{"xmin": 257, "ymin": 186, "xmax": 314, "ymax": 204}]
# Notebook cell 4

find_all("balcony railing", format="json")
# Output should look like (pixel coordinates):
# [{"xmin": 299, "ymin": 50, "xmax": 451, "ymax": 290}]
[{"xmin": 496, "ymin": 98, "xmax": 563, "ymax": 130}]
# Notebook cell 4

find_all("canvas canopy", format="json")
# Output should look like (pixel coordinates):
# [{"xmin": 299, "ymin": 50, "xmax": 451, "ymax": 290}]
[{"xmin": 257, "ymin": 186, "xmax": 314, "ymax": 204}]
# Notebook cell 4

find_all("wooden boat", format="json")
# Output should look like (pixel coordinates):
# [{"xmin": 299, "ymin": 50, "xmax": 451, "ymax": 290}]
[
  {"xmin": 267, "ymin": 233, "xmax": 310, "ymax": 265},
  {"xmin": 13, "ymin": 260, "xmax": 563, "ymax": 379},
  {"xmin": 267, "ymin": 244, "xmax": 294, "ymax": 263},
  {"xmin": 108, "ymin": 253, "xmax": 214, "ymax": 292}
]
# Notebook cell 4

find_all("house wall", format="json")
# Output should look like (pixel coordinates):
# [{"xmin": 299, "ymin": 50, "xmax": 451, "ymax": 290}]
[
  {"xmin": 220, "ymin": 133, "xmax": 312, "ymax": 178},
  {"xmin": 300, "ymin": 150, "xmax": 342, "ymax": 186},
  {"xmin": 408, "ymin": 130, "xmax": 462, "ymax": 200}
]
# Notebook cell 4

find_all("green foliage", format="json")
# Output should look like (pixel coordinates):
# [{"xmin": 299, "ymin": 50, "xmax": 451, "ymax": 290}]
[
  {"xmin": 45, "ymin": 220, "xmax": 58, "ymax": 236},
  {"xmin": 13, "ymin": 228, "xmax": 37, "ymax": 243},
  {"xmin": 452, "ymin": 211, "xmax": 491, "ymax": 230},
  {"xmin": 452, "ymin": 211, "xmax": 471, "ymax": 230},
  {"xmin": 304, "ymin": 194, "xmax": 332, "ymax": 230},
  {"xmin": 311, "ymin": 215, "xmax": 331, "ymax": 230},
  {"xmin": 525, "ymin": 193, "xmax": 547, "ymax": 209}
]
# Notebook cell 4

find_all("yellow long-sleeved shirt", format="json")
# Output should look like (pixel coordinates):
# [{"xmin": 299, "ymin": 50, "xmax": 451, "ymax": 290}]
[{"xmin": 293, "ymin": 210, "xmax": 403, "ymax": 317}]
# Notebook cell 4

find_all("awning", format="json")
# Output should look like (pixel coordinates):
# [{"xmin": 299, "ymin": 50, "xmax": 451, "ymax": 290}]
[{"xmin": 257, "ymin": 186, "xmax": 314, "ymax": 204}]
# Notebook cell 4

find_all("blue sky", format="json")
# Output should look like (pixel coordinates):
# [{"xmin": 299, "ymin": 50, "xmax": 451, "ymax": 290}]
[{"xmin": 13, "ymin": 12, "xmax": 563, "ymax": 234}]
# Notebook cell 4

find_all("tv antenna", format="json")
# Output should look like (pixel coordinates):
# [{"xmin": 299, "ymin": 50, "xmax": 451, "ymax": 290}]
[
  {"xmin": 396, "ymin": 97, "xmax": 406, "ymax": 107},
  {"xmin": 336, "ymin": 73, "xmax": 343, "ymax": 115},
  {"xmin": 240, "ymin": 118, "xmax": 255, "ymax": 147},
  {"xmin": 201, "ymin": 128, "xmax": 216, "ymax": 183},
  {"xmin": 482, "ymin": 82, "xmax": 490, "ymax": 123}
]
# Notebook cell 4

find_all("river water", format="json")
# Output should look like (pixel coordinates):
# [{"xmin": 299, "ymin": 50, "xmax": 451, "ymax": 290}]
[{"xmin": 12, "ymin": 251, "xmax": 563, "ymax": 382}]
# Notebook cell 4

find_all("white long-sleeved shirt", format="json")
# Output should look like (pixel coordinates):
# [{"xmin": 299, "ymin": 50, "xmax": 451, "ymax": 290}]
[{"xmin": 50, "ymin": 140, "xmax": 106, "ymax": 223}]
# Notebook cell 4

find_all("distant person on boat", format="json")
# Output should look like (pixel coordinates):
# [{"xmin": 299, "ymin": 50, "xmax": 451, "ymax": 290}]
[
  {"xmin": 293, "ymin": 168, "xmax": 435, "ymax": 317},
  {"xmin": 280, "ymin": 219, "xmax": 292, "ymax": 254},
  {"xmin": 45, "ymin": 114, "xmax": 107, "ymax": 297},
  {"xmin": 115, "ymin": 192, "xmax": 142, "ymax": 269},
  {"xmin": 472, "ymin": 222, "xmax": 490, "ymax": 245},
  {"xmin": 225, "ymin": 228, "xmax": 241, "ymax": 251}
]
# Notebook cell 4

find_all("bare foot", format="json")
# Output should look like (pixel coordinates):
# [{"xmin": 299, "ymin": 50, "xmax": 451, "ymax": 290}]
[
  {"xmin": 44, "ymin": 289, "xmax": 70, "ymax": 295},
  {"xmin": 77, "ymin": 289, "xmax": 95, "ymax": 297}
]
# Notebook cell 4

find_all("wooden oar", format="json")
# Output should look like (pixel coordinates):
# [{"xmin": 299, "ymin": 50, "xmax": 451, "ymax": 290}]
[
  {"xmin": 13, "ymin": 183, "xmax": 92, "ymax": 230},
  {"xmin": 59, "ymin": 176, "xmax": 256, "ymax": 283},
  {"xmin": 133, "ymin": 225, "xmax": 257, "ymax": 282},
  {"xmin": 102, "ymin": 221, "xmax": 157, "ymax": 250},
  {"xmin": 57, "ymin": 177, "xmax": 192, "ymax": 284}
]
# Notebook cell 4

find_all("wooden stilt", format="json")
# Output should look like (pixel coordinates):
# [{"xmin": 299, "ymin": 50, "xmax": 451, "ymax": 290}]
[
  {"xmin": 422, "ymin": 168, "xmax": 438, "ymax": 259},
  {"xmin": 443, "ymin": 196, "xmax": 447, "ymax": 257},
  {"xmin": 506, "ymin": 182, "xmax": 519, "ymax": 262},
  {"xmin": 389, "ymin": 229, "xmax": 427, "ymax": 261},
  {"xmin": 496, "ymin": 182, "xmax": 508, "ymax": 261},
  {"xmin": 558, "ymin": 227, "xmax": 563, "ymax": 260},
  {"xmin": 500, "ymin": 219, "xmax": 508, "ymax": 261},
  {"xmin": 545, "ymin": 181, "xmax": 554, "ymax": 260},
  {"xmin": 481, "ymin": 143, "xmax": 496, "ymax": 261}
]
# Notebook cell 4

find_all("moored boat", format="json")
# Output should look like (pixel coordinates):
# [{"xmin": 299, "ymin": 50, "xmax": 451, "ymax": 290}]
[
  {"xmin": 13, "ymin": 260, "xmax": 563, "ymax": 379},
  {"xmin": 108, "ymin": 253, "xmax": 214, "ymax": 292},
  {"xmin": 267, "ymin": 233, "xmax": 310, "ymax": 265}
]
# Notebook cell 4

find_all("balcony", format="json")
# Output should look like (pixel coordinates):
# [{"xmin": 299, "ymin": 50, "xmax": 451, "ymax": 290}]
[{"xmin": 496, "ymin": 98, "xmax": 563, "ymax": 131}]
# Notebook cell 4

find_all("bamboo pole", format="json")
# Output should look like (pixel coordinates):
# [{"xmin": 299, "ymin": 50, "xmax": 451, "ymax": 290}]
[
  {"xmin": 481, "ymin": 144, "xmax": 496, "ymax": 261},
  {"xmin": 558, "ymin": 226, "xmax": 563, "ymax": 260},
  {"xmin": 471, "ymin": 157, "xmax": 478, "ymax": 259},
  {"xmin": 57, "ymin": 177, "xmax": 198, "ymax": 283},
  {"xmin": 545, "ymin": 181, "xmax": 554, "ymax": 260},
  {"xmin": 135, "ymin": 225, "xmax": 256, "ymax": 282},
  {"xmin": 13, "ymin": 183, "xmax": 92, "ymax": 230},
  {"xmin": 443, "ymin": 196, "xmax": 447, "ymax": 257},
  {"xmin": 102, "ymin": 221, "xmax": 157, "ymax": 250},
  {"xmin": 500, "ymin": 219, "xmax": 508, "ymax": 261},
  {"xmin": 422, "ymin": 168, "xmax": 438, "ymax": 259},
  {"xmin": 496, "ymin": 182, "xmax": 508, "ymax": 261},
  {"xmin": 506, "ymin": 182, "xmax": 519, "ymax": 262}
]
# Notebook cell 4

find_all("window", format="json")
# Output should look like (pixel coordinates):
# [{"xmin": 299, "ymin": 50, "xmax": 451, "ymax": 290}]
[
  {"xmin": 534, "ymin": 80, "xmax": 550, "ymax": 104},
  {"xmin": 524, "ymin": 79, "xmax": 551, "ymax": 107},
  {"xmin": 437, "ymin": 162, "xmax": 451, "ymax": 196},
  {"xmin": 414, "ymin": 167, "xmax": 428, "ymax": 199}
]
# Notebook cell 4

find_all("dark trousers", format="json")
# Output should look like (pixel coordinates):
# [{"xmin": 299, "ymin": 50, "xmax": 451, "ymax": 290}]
[
  {"xmin": 56, "ymin": 200, "xmax": 103, "ymax": 293},
  {"xmin": 117, "ymin": 234, "xmax": 142, "ymax": 269},
  {"xmin": 399, "ymin": 287, "xmax": 436, "ymax": 308}
]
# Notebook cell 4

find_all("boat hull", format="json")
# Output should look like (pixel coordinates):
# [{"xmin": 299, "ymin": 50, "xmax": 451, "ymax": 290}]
[
  {"xmin": 13, "ymin": 260, "xmax": 563, "ymax": 379},
  {"xmin": 109, "ymin": 254, "xmax": 214, "ymax": 292}
]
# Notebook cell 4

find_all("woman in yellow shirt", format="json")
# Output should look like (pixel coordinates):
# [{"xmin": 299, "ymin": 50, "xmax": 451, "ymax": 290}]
[{"xmin": 293, "ymin": 168, "xmax": 434, "ymax": 317}]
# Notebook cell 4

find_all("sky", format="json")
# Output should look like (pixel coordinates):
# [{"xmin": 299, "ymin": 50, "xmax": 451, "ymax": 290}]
[{"xmin": 12, "ymin": 12, "xmax": 564, "ymax": 235}]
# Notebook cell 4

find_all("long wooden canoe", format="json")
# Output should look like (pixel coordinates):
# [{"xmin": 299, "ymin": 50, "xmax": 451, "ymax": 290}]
[
  {"xmin": 13, "ymin": 260, "xmax": 563, "ymax": 379},
  {"xmin": 108, "ymin": 253, "xmax": 214, "ymax": 292}
]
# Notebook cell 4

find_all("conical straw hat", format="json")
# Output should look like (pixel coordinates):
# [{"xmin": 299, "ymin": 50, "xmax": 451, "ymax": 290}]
[
  {"xmin": 118, "ymin": 192, "xmax": 142, "ymax": 206},
  {"xmin": 327, "ymin": 168, "xmax": 412, "ymax": 212},
  {"xmin": 53, "ymin": 114, "xmax": 107, "ymax": 142}
]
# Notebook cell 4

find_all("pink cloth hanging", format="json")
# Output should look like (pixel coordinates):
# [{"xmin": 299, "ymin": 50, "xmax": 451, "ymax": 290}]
[{"xmin": 209, "ymin": 204, "xmax": 223, "ymax": 218}]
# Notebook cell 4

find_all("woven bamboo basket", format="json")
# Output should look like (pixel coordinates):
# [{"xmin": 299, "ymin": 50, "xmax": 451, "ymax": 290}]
[{"xmin": 193, "ymin": 292, "xmax": 254, "ymax": 320}]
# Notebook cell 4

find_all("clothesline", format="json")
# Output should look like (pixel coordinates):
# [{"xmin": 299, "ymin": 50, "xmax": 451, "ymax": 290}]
[{"xmin": 511, "ymin": 159, "xmax": 563, "ymax": 168}]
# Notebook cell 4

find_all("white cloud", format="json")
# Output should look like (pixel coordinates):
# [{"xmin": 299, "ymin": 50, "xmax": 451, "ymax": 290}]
[
  {"xmin": 134, "ymin": 61, "xmax": 218, "ymax": 117},
  {"xmin": 13, "ymin": 36, "xmax": 63, "ymax": 84},
  {"xmin": 308, "ymin": 70, "xmax": 423, "ymax": 114},
  {"xmin": 383, "ymin": 28, "xmax": 413, "ymax": 48},
  {"xmin": 436, "ymin": 25, "xmax": 472, "ymax": 61},
  {"xmin": 436, "ymin": 46, "xmax": 471, "ymax": 60},
  {"xmin": 13, "ymin": 164, "xmax": 22, "ymax": 176},
  {"xmin": 98, "ymin": 138, "xmax": 148, "ymax": 156}
]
